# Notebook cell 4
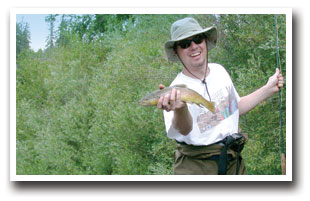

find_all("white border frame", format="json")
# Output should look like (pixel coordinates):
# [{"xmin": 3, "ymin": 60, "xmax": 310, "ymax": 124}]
[{"xmin": 10, "ymin": 7, "xmax": 292, "ymax": 181}]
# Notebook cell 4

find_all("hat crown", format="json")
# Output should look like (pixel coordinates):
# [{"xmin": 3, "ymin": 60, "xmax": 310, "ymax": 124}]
[{"xmin": 171, "ymin": 17, "xmax": 203, "ymax": 40}]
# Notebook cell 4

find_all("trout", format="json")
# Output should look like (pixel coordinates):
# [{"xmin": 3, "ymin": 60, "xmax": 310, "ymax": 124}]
[{"xmin": 139, "ymin": 84, "xmax": 215, "ymax": 113}]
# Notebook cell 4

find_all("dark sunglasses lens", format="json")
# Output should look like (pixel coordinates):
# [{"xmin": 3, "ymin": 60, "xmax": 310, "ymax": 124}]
[
  {"xmin": 178, "ymin": 35, "xmax": 204, "ymax": 49},
  {"xmin": 193, "ymin": 35, "xmax": 203, "ymax": 44},
  {"xmin": 179, "ymin": 40, "xmax": 191, "ymax": 49}
]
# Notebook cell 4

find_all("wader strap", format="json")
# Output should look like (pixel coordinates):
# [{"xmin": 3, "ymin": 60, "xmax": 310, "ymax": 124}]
[
  {"xmin": 218, "ymin": 133, "xmax": 245, "ymax": 175},
  {"xmin": 218, "ymin": 142, "xmax": 228, "ymax": 175},
  {"xmin": 218, "ymin": 135, "xmax": 236, "ymax": 175}
]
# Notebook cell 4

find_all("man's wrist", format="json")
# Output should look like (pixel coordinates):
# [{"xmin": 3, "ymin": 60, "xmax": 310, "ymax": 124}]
[{"xmin": 262, "ymin": 84, "xmax": 276, "ymax": 99}]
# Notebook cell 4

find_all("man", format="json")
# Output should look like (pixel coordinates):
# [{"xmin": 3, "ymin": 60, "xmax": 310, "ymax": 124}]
[{"xmin": 157, "ymin": 17, "xmax": 284, "ymax": 175}]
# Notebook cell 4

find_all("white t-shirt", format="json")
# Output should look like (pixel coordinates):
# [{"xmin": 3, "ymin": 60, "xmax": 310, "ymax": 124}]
[{"xmin": 164, "ymin": 63, "xmax": 240, "ymax": 146}]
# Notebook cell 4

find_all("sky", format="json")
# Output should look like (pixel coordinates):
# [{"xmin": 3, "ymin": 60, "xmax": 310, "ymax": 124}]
[{"xmin": 16, "ymin": 14, "xmax": 60, "ymax": 51}]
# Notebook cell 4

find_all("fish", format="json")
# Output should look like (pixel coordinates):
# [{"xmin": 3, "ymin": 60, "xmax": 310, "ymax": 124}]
[{"xmin": 138, "ymin": 84, "xmax": 215, "ymax": 113}]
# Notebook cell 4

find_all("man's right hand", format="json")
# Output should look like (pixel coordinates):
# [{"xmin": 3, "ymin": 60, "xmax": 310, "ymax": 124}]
[
  {"xmin": 156, "ymin": 84, "xmax": 186, "ymax": 112},
  {"xmin": 157, "ymin": 85, "xmax": 192, "ymax": 135}
]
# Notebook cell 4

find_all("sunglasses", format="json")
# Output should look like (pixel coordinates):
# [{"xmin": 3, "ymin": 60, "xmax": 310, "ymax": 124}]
[{"xmin": 175, "ymin": 34, "xmax": 205, "ymax": 49}]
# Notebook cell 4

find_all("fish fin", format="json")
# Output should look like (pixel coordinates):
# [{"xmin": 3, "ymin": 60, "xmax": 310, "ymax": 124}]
[
  {"xmin": 158, "ymin": 84, "xmax": 165, "ymax": 90},
  {"xmin": 172, "ymin": 84, "xmax": 187, "ymax": 88},
  {"xmin": 210, "ymin": 102, "xmax": 216, "ymax": 114}
]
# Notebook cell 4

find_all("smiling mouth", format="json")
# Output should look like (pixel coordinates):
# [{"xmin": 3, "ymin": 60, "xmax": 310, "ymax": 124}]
[{"xmin": 190, "ymin": 52, "xmax": 201, "ymax": 57}]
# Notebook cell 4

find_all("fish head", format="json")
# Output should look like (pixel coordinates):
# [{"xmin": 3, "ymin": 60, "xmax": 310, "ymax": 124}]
[{"xmin": 138, "ymin": 96, "xmax": 158, "ymax": 106}]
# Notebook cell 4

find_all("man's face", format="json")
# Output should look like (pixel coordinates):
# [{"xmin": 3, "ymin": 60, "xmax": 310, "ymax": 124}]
[{"xmin": 175, "ymin": 34, "xmax": 208, "ymax": 69}]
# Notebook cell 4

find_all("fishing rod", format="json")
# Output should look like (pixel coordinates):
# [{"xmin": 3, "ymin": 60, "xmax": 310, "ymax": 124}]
[{"xmin": 274, "ymin": 14, "xmax": 286, "ymax": 175}]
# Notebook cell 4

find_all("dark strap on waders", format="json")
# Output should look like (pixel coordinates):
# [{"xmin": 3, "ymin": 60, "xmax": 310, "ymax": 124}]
[{"xmin": 218, "ymin": 133, "xmax": 244, "ymax": 175}]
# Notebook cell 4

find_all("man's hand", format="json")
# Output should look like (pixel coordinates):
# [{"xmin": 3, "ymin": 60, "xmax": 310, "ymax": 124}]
[
  {"xmin": 265, "ymin": 68, "xmax": 284, "ymax": 94},
  {"xmin": 156, "ymin": 84, "xmax": 192, "ymax": 135},
  {"xmin": 238, "ymin": 68, "xmax": 285, "ymax": 115},
  {"xmin": 156, "ymin": 84, "xmax": 186, "ymax": 112}
]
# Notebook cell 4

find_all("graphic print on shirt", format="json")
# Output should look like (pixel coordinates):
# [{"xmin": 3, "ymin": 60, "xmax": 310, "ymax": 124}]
[{"xmin": 197, "ymin": 85, "xmax": 238, "ymax": 133}]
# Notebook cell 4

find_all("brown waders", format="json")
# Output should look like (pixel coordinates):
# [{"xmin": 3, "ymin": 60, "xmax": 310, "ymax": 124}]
[{"xmin": 174, "ymin": 133, "xmax": 248, "ymax": 175}]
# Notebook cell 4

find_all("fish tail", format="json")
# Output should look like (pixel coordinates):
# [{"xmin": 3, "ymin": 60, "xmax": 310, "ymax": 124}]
[
  {"xmin": 210, "ymin": 102, "xmax": 216, "ymax": 113},
  {"xmin": 201, "ymin": 100, "xmax": 216, "ymax": 114}
]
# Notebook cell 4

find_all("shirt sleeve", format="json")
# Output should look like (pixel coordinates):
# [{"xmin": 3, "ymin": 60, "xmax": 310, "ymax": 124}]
[{"xmin": 233, "ymin": 83, "xmax": 241, "ymax": 103}]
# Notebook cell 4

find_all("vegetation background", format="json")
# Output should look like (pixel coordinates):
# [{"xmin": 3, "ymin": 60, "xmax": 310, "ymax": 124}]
[{"xmin": 16, "ymin": 14, "xmax": 286, "ymax": 175}]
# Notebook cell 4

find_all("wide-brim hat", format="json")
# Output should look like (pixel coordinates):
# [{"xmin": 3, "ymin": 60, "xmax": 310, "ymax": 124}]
[{"xmin": 164, "ymin": 17, "xmax": 217, "ymax": 62}]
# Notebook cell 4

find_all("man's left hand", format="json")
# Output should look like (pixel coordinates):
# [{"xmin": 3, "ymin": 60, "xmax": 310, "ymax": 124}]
[{"xmin": 265, "ymin": 68, "xmax": 284, "ymax": 94}]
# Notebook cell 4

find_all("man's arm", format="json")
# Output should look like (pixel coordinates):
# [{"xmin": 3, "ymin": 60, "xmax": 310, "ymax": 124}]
[{"xmin": 238, "ymin": 68, "xmax": 284, "ymax": 115}]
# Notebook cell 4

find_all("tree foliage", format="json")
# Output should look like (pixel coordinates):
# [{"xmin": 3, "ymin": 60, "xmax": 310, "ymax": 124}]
[
  {"xmin": 16, "ymin": 21, "xmax": 31, "ymax": 59},
  {"xmin": 16, "ymin": 14, "xmax": 286, "ymax": 175},
  {"xmin": 45, "ymin": 14, "xmax": 59, "ymax": 49}
]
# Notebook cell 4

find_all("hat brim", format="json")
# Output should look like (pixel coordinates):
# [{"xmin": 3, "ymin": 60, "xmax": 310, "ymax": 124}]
[{"xmin": 164, "ymin": 26, "xmax": 217, "ymax": 62}]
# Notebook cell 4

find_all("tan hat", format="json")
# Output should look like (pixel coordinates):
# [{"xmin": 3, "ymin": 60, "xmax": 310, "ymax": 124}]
[{"xmin": 164, "ymin": 17, "xmax": 217, "ymax": 62}]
